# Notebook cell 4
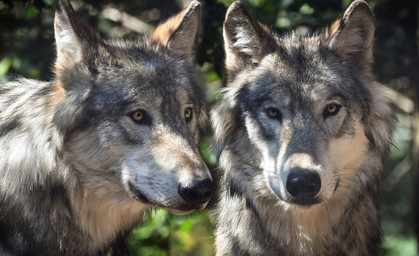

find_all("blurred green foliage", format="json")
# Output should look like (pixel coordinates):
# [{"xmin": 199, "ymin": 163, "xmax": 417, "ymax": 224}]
[
  {"xmin": 126, "ymin": 210, "xmax": 214, "ymax": 256},
  {"xmin": 380, "ymin": 237, "xmax": 418, "ymax": 256},
  {"xmin": 0, "ymin": 0, "xmax": 418, "ymax": 255}
]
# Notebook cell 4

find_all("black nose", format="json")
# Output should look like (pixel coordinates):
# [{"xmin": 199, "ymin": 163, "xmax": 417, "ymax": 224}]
[
  {"xmin": 286, "ymin": 169, "xmax": 321, "ymax": 199},
  {"xmin": 178, "ymin": 179, "xmax": 214, "ymax": 206}
]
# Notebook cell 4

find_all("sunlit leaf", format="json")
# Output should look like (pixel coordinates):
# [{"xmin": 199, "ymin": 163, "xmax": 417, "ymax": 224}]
[
  {"xmin": 0, "ymin": 57, "xmax": 13, "ymax": 78},
  {"xmin": 299, "ymin": 3, "xmax": 314, "ymax": 15}
]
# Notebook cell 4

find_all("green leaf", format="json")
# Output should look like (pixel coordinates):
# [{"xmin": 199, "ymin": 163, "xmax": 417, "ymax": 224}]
[
  {"xmin": 25, "ymin": 6, "xmax": 40, "ymax": 20},
  {"xmin": 0, "ymin": 57, "xmax": 13, "ymax": 78},
  {"xmin": 299, "ymin": 4, "xmax": 314, "ymax": 15}
]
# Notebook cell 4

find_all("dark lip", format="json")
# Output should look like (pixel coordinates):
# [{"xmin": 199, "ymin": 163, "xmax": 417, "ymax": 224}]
[
  {"xmin": 169, "ymin": 203, "xmax": 202, "ymax": 212},
  {"xmin": 290, "ymin": 197, "xmax": 322, "ymax": 206},
  {"xmin": 334, "ymin": 177, "xmax": 340, "ymax": 193},
  {"xmin": 128, "ymin": 182, "xmax": 150, "ymax": 204},
  {"xmin": 128, "ymin": 182, "xmax": 204, "ymax": 212}
]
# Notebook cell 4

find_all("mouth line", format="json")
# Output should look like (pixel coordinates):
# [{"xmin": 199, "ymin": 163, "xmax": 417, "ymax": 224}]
[
  {"xmin": 128, "ymin": 182, "xmax": 204, "ymax": 212},
  {"xmin": 290, "ymin": 197, "xmax": 322, "ymax": 206},
  {"xmin": 292, "ymin": 200, "xmax": 321, "ymax": 207},
  {"xmin": 128, "ymin": 182, "xmax": 150, "ymax": 204},
  {"xmin": 333, "ymin": 177, "xmax": 340, "ymax": 193}
]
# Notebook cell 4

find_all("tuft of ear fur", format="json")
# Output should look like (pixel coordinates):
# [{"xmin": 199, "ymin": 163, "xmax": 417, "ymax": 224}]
[
  {"xmin": 223, "ymin": 1, "xmax": 276, "ymax": 77},
  {"xmin": 326, "ymin": 0, "xmax": 375, "ymax": 75},
  {"xmin": 151, "ymin": 1, "xmax": 201, "ymax": 57},
  {"xmin": 54, "ymin": 0, "xmax": 101, "ymax": 77}
]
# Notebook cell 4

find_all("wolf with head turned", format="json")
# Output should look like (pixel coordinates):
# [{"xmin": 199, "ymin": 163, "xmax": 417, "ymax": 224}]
[
  {"xmin": 0, "ymin": 0, "xmax": 214, "ymax": 255},
  {"xmin": 212, "ymin": 1, "xmax": 395, "ymax": 255}
]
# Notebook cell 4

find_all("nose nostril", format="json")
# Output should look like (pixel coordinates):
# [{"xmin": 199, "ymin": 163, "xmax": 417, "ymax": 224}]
[
  {"xmin": 183, "ymin": 191, "xmax": 197, "ymax": 204},
  {"xmin": 201, "ymin": 190, "xmax": 212, "ymax": 204},
  {"xmin": 306, "ymin": 184, "xmax": 319, "ymax": 196},
  {"xmin": 178, "ymin": 179, "xmax": 214, "ymax": 206},
  {"xmin": 286, "ymin": 183, "xmax": 300, "ymax": 198},
  {"xmin": 286, "ymin": 169, "xmax": 321, "ymax": 200}
]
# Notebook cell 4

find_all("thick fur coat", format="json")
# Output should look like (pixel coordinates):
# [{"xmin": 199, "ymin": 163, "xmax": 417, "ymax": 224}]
[
  {"xmin": 212, "ymin": 1, "xmax": 395, "ymax": 255},
  {"xmin": 0, "ymin": 1, "xmax": 213, "ymax": 255}
]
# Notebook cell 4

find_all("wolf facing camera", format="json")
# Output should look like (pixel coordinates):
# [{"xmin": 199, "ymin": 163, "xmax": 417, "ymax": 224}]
[{"xmin": 212, "ymin": 1, "xmax": 395, "ymax": 255}]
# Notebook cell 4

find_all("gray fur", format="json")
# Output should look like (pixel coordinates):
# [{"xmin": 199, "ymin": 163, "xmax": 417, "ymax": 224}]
[
  {"xmin": 212, "ymin": 1, "xmax": 395, "ymax": 255},
  {"xmin": 0, "ymin": 0, "xmax": 213, "ymax": 255}
]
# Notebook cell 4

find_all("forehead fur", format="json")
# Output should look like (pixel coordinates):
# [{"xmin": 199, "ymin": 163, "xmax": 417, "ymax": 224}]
[
  {"xmin": 232, "ymin": 33, "xmax": 371, "ymax": 107},
  {"xmin": 54, "ymin": 37, "xmax": 205, "ymax": 132},
  {"xmin": 101, "ymin": 38, "xmax": 192, "ymax": 74},
  {"xmin": 76, "ymin": 38, "xmax": 199, "ymax": 100}
]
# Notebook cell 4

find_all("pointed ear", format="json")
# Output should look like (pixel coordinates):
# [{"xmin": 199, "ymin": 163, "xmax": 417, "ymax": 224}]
[
  {"xmin": 223, "ymin": 1, "xmax": 276, "ymax": 76},
  {"xmin": 326, "ymin": 0, "xmax": 375, "ymax": 73},
  {"xmin": 54, "ymin": 0, "xmax": 101, "ymax": 76},
  {"xmin": 151, "ymin": 1, "xmax": 201, "ymax": 57}
]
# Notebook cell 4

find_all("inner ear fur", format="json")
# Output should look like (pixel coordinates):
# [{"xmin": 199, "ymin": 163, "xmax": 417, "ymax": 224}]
[
  {"xmin": 223, "ymin": 1, "xmax": 276, "ymax": 76},
  {"xmin": 54, "ymin": 0, "xmax": 101, "ymax": 77},
  {"xmin": 151, "ymin": 1, "xmax": 201, "ymax": 57},
  {"xmin": 326, "ymin": 0, "xmax": 375, "ymax": 73}
]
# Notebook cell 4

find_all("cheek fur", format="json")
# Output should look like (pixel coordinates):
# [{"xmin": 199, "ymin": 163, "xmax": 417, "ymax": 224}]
[{"xmin": 328, "ymin": 121, "xmax": 368, "ymax": 173}]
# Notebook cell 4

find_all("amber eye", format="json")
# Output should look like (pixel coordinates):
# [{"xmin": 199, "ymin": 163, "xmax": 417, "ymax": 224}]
[
  {"xmin": 324, "ymin": 103, "xmax": 341, "ymax": 117},
  {"xmin": 131, "ymin": 110, "xmax": 144, "ymax": 122},
  {"xmin": 267, "ymin": 107, "xmax": 279, "ymax": 118},
  {"xmin": 185, "ymin": 108, "xmax": 193, "ymax": 121}
]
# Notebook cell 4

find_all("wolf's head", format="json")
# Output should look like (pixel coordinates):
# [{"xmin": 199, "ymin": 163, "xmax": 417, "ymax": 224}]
[
  {"xmin": 52, "ymin": 0, "xmax": 213, "ymax": 213},
  {"xmin": 213, "ymin": 1, "xmax": 393, "ymax": 207}
]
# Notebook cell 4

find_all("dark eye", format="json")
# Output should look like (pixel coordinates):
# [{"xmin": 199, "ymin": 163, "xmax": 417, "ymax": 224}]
[
  {"xmin": 184, "ymin": 108, "xmax": 193, "ymax": 122},
  {"xmin": 324, "ymin": 103, "xmax": 341, "ymax": 117},
  {"xmin": 266, "ymin": 107, "xmax": 280, "ymax": 119},
  {"xmin": 130, "ymin": 110, "xmax": 146, "ymax": 123}
]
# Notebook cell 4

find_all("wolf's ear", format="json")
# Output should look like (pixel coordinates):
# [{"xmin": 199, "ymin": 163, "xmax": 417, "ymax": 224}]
[
  {"xmin": 54, "ymin": 0, "xmax": 101, "ymax": 75},
  {"xmin": 326, "ymin": 0, "xmax": 374, "ymax": 73},
  {"xmin": 151, "ymin": 1, "xmax": 201, "ymax": 57},
  {"xmin": 223, "ymin": 1, "xmax": 276, "ymax": 76}
]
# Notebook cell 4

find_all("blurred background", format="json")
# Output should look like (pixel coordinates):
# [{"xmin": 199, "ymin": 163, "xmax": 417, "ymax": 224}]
[{"xmin": 0, "ymin": 0, "xmax": 417, "ymax": 255}]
